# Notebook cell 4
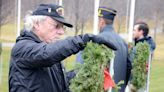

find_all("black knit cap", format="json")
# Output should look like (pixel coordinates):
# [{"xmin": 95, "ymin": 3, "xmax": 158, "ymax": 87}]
[{"xmin": 32, "ymin": 4, "xmax": 73, "ymax": 28}]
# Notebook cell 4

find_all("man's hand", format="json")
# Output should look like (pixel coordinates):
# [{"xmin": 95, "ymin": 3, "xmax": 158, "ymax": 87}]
[{"xmin": 81, "ymin": 34, "xmax": 117, "ymax": 50}]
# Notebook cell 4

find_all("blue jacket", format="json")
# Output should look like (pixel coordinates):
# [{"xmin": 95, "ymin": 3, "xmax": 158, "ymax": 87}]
[
  {"xmin": 76, "ymin": 25, "xmax": 132, "ymax": 92},
  {"xmin": 9, "ymin": 30, "xmax": 101, "ymax": 92}
]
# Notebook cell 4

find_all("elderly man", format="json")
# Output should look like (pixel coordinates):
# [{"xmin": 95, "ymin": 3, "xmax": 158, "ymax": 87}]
[{"xmin": 9, "ymin": 4, "xmax": 117, "ymax": 92}]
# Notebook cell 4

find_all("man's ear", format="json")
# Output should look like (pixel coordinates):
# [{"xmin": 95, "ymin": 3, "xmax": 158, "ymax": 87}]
[
  {"xmin": 101, "ymin": 18, "xmax": 105, "ymax": 23},
  {"xmin": 33, "ymin": 21, "xmax": 40, "ymax": 31},
  {"xmin": 99, "ymin": 18, "xmax": 105, "ymax": 25},
  {"xmin": 139, "ymin": 29, "xmax": 144, "ymax": 35}
]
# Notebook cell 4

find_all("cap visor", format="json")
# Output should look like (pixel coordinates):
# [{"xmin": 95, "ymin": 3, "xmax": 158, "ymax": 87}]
[{"xmin": 52, "ymin": 17, "xmax": 73, "ymax": 28}]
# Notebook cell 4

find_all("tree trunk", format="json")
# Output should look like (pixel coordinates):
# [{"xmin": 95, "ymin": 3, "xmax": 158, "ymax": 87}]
[
  {"xmin": 154, "ymin": 15, "xmax": 158, "ymax": 42},
  {"xmin": 74, "ymin": 0, "xmax": 80, "ymax": 36},
  {"xmin": 81, "ymin": 22, "xmax": 85, "ymax": 35},
  {"xmin": 0, "ymin": 0, "xmax": 1, "ymax": 22},
  {"xmin": 162, "ymin": 21, "xmax": 164, "ymax": 33},
  {"xmin": 75, "ymin": 24, "xmax": 79, "ymax": 36},
  {"xmin": 117, "ymin": 17, "xmax": 122, "ymax": 33}
]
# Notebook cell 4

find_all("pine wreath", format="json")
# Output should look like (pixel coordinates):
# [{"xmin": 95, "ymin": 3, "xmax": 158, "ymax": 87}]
[
  {"xmin": 131, "ymin": 41, "xmax": 150, "ymax": 89},
  {"xmin": 70, "ymin": 42, "xmax": 114, "ymax": 92}
]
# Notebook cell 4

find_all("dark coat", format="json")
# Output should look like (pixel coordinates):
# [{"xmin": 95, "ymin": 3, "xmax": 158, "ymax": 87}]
[
  {"xmin": 99, "ymin": 25, "xmax": 131, "ymax": 92},
  {"xmin": 9, "ymin": 30, "xmax": 90, "ymax": 92},
  {"xmin": 134, "ymin": 36, "xmax": 156, "ymax": 53}
]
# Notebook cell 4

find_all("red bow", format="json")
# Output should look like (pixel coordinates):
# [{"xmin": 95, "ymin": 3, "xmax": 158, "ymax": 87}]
[{"xmin": 104, "ymin": 68, "xmax": 116, "ymax": 91}]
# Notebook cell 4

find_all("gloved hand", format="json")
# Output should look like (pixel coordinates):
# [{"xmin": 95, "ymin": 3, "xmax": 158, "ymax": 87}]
[{"xmin": 80, "ymin": 34, "xmax": 117, "ymax": 50}]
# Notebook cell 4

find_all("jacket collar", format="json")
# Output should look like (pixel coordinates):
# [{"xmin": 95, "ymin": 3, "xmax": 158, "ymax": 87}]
[
  {"xmin": 134, "ymin": 36, "xmax": 151, "ymax": 45},
  {"xmin": 100, "ymin": 24, "xmax": 114, "ymax": 33},
  {"xmin": 16, "ymin": 29, "xmax": 42, "ymax": 43}
]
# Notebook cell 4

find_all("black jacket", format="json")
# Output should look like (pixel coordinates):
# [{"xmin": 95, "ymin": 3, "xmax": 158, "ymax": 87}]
[
  {"xmin": 9, "ymin": 30, "xmax": 101, "ymax": 92},
  {"xmin": 134, "ymin": 36, "xmax": 156, "ymax": 52},
  {"xmin": 129, "ymin": 36, "xmax": 156, "ymax": 65}
]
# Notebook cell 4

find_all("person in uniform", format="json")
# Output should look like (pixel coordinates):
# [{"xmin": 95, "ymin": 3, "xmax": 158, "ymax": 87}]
[{"xmin": 76, "ymin": 6, "xmax": 132, "ymax": 92}]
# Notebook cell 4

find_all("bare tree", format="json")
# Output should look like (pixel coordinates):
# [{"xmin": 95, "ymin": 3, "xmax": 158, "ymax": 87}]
[
  {"xmin": 0, "ymin": 0, "xmax": 1, "ymax": 59},
  {"xmin": 0, "ymin": 0, "xmax": 16, "ymax": 25},
  {"xmin": 1, "ymin": 0, "xmax": 164, "ymax": 35},
  {"xmin": 21, "ymin": 0, "xmax": 59, "ymax": 17},
  {"xmin": 134, "ymin": 0, "xmax": 164, "ymax": 40},
  {"xmin": 63, "ymin": 0, "xmax": 94, "ymax": 35},
  {"xmin": 152, "ymin": 0, "xmax": 164, "ymax": 40}
]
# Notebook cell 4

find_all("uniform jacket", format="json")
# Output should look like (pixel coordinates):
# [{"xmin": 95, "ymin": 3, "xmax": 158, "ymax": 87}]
[{"xmin": 99, "ymin": 25, "xmax": 131, "ymax": 92}]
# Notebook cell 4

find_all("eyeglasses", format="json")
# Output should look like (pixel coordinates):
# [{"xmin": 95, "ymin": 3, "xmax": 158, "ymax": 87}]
[
  {"xmin": 48, "ymin": 21, "xmax": 66, "ymax": 30},
  {"xmin": 55, "ymin": 23, "xmax": 63, "ymax": 29},
  {"xmin": 56, "ymin": 23, "xmax": 67, "ymax": 31}
]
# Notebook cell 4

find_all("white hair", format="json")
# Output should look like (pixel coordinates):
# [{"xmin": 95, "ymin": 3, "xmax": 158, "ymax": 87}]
[{"xmin": 24, "ymin": 11, "xmax": 47, "ymax": 31}]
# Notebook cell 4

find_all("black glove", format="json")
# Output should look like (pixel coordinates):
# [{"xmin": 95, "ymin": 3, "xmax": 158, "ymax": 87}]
[{"xmin": 80, "ymin": 34, "xmax": 117, "ymax": 50}]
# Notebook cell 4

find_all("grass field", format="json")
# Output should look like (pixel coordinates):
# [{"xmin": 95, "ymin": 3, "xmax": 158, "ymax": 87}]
[
  {"xmin": 149, "ymin": 33, "xmax": 164, "ymax": 92},
  {"xmin": 0, "ymin": 24, "xmax": 17, "ymax": 42},
  {"xmin": 0, "ymin": 47, "xmax": 11, "ymax": 92},
  {"xmin": 0, "ymin": 24, "xmax": 164, "ymax": 92}
]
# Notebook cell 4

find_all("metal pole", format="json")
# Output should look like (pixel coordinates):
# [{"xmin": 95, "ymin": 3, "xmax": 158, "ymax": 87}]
[
  {"xmin": 0, "ymin": 43, "xmax": 2, "ymax": 84},
  {"xmin": 128, "ymin": 0, "xmax": 136, "ymax": 43},
  {"xmin": 146, "ymin": 53, "xmax": 152, "ymax": 92},
  {"xmin": 126, "ymin": 0, "xmax": 130, "ymax": 34},
  {"xmin": 0, "ymin": 56, "xmax": 2, "ymax": 84},
  {"xmin": 0, "ymin": 1, "xmax": 2, "ymax": 84},
  {"xmin": 17, "ymin": 0, "xmax": 21, "ymax": 37},
  {"xmin": 58, "ymin": 0, "xmax": 62, "ymax": 6},
  {"xmin": 93, "ymin": 0, "xmax": 100, "ymax": 35},
  {"xmin": 0, "ymin": 0, "xmax": 1, "ymax": 37},
  {"xmin": 125, "ymin": 1, "xmax": 136, "ymax": 91}
]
